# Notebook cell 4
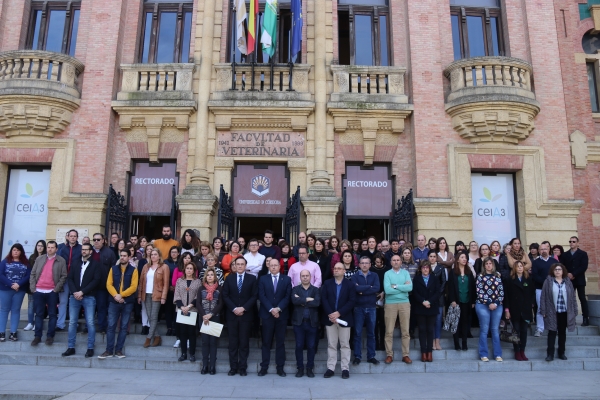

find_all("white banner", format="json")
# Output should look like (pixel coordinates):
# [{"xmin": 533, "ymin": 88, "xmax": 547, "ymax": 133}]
[
  {"xmin": 471, "ymin": 173, "xmax": 517, "ymax": 246},
  {"xmin": 2, "ymin": 169, "xmax": 51, "ymax": 257}
]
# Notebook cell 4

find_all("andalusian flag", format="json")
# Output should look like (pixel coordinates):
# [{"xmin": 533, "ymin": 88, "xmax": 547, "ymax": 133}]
[
  {"xmin": 235, "ymin": 0, "xmax": 248, "ymax": 54},
  {"xmin": 261, "ymin": 0, "xmax": 277, "ymax": 58},
  {"xmin": 247, "ymin": 0, "xmax": 259, "ymax": 55}
]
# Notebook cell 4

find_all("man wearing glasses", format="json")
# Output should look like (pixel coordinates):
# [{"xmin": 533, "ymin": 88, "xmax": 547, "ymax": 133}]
[
  {"xmin": 532, "ymin": 241, "xmax": 554, "ymax": 337},
  {"xmin": 243, "ymin": 239, "xmax": 266, "ymax": 277},
  {"xmin": 351, "ymin": 256, "xmax": 380, "ymax": 366},
  {"xmin": 560, "ymin": 236, "xmax": 589, "ymax": 326},
  {"xmin": 288, "ymin": 246, "xmax": 322, "ymax": 288},
  {"xmin": 91, "ymin": 233, "xmax": 117, "ymax": 334}
]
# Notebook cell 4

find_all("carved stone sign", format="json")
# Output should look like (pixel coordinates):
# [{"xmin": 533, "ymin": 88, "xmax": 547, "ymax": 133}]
[{"xmin": 217, "ymin": 132, "xmax": 305, "ymax": 157}]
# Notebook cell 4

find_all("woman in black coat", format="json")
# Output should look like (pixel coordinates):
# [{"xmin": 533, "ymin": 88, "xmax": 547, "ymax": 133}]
[
  {"xmin": 503, "ymin": 260, "xmax": 535, "ymax": 361},
  {"xmin": 447, "ymin": 253, "xmax": 477, "ymax": 351},
  {"xmin": 412, "ymin": 261, "xmax": 441, "ymax": 362}
]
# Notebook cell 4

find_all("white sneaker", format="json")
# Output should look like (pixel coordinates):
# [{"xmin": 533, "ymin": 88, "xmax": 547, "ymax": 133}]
[
  {"xmin": 173, "ymin": 340, "xmax": 180, "ymax": 348},
  {"xmin": 480, "ymin": 357, "xmax": 489, "ymax": 362},
  {"xmin": 23, "ymin": 324, "xmax": 34, "ymax": 331},
  {"xmin": 534, "ymin": 330, "xmax": 542, "ymax": 337},
  {"xmin": 495, "ymin": 357, "xmax": 503, "ymax": 362}
]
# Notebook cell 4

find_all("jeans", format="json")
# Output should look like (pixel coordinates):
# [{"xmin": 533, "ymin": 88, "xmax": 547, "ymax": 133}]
[
  {"xmin": 0, "ymin": 290, "xmax": 26, "ymax": 333},
  {"xmin": 28, "ymin": 294, "xmax": 35, "ymax": 324},
  {"xmin": 475, "ymin": 303, "xmax": 503, "ymax": 358},
  {"xmin": 417, "ymin": 314, "xmax": 436, "ymax": 353},
  {"xmin": 535, "ymin": 289, "xmax": 544, "ymax": 332},
  {"xmin": 354, "ymin": 307, "xmax": 376, "ymax": 360},
  {"xmin": 106, "ymin": 302, "xmax": 133, "ymax": 353},
  {"xmin": 293, "ymin": 319, "xmax": 318, "ymax": 369},
  {"xmin": 67, "ymin": 295, "xmax": 96, "ymax": 349},
  {"xmin": 435, "ymin": 306, "xmax": 444, "ymax": 339},
  {"xmin": 548, "ymin": 312, "xmax": 568, "ymax": 356},
  {"xmin": 34, "ymin": 291, "xmax": 59, "ymax": 338},
  {"xmin": 95, "ymin": 289, "xmax": 110, "ymax": 332},
  {"xmin": 57, "ymin": 281, "xmax": 69, "ymax": 329}
]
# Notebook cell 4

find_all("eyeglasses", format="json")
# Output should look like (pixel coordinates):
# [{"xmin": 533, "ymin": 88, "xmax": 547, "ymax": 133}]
[
  {"xmin": 93, "ymin": 238, "xmax": 102, "ymax": 242},
  {"xmin": 569, "ymin": 241, "xmax": 577, "ymax": 243},
  {"xmin": 554, "ymin": 268, "xmax": 562, "ymax": 271}
]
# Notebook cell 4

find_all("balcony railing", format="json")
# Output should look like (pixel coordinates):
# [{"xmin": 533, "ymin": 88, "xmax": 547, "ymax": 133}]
[
  {"xmin": 116, "ymin": 63, "xmax": 195, "ymax": 102},
  {"xmin": 331, "ymin": 65, "xmax": 406, "ymax": 95},
  {"xmin": 214, "ymin": 63, "xmax": 311, "ymax": 94},
  {"xmin": 0, "ymin": 50, "xmax": 84, "ymax": 99},
  {"xmin": 444, "ymin": 56, "xmax": 536, "ymax": 105}
]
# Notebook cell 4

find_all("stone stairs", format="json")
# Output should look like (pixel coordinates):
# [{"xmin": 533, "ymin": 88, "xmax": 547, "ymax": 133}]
[{"xmin": 2, "ymin": 318, "xmax": 600, "ymax": 374}]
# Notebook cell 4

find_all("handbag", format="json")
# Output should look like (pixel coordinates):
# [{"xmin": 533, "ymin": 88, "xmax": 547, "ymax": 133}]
[
  {"xmin": 443, "ymin": 304, "xmax": 460, "ymax": 334},
  {"xmin": 499, "ymin": 319, "xmax": 520, "ymax": 344}
]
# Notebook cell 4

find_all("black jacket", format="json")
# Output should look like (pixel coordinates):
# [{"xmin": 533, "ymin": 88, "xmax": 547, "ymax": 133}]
[
  {"xmin": 473, "ymin": 258, "xmax": 501, "ymax": 277},
  {"xmin": 321, "ymin": 278, "xmax": 356, "ymax": 327},
  {"xmin": 560, "ymin": 249, "xmax": 588, "ymax": 287},
  {"xmin": 430, "ymin": 264, "xmax": 447, "ymax": 305},
  {"xmin": 67, "ymin": 258, "xmax": 102, "ymax": 297},
  {"xmin": 258, "ymin": 274, "xmax": 292, "ymax": 320},
  {"xmin": 222, "ymin": 273, "xmax": 258, "ymax": 321},
  {"xmin": 92, "ymin": 246, "xmax": 117, "ymax": 289},
  {"xmin": 412, "ymin": 273, "xmax": 441, "ymax": 316},
  {"xmin": 291, "ymin": 284, "xmax": 321, "ymax": 327},
  {"xmin": 447, "ymin": 271, "xmax": 476, "ymax": 306},
  {"xmin": 503, "ymin": 274, "xmax": 535, "ymax": 322}
]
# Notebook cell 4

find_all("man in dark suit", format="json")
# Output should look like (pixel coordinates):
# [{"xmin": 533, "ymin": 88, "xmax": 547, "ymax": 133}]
[
  {"xmin": 321, "ymin": 262, "xmax": 356, "ymax": 379},
  {"xmin": 561, "ymin": 236, "xmax": 589, "ymax": 326},
  {"xmin": 258, "ymin": 258, "xmax": 292, "ymax": 377},
  {"xmin": 291, "ymin": 269, "xmax": 321, "ymax": 378},
  {"xmin": 62, "ymin": 243, "xmax": 102, "ymax": 358},
  {"xmin": 222, "ymin": 257, "xmax": 258, "ymax": 376}
]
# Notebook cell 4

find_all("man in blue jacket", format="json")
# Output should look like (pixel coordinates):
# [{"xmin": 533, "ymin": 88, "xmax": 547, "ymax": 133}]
[
  {"xmin": 57, "ymin": 229, "xmax": 82, "ymax": 331},
  {"xmin": 531, "ymin": 241, "xmax": 555, "ymax": 337},
  {"xmin": 351, "ymin": 256, "xmax": 380, "ymax": 366},
  {"xmin": 322, "ymin": 262, "xmax": 356, "ymax": 379},
  {"xmin": 258, "ymin": 258, "xmax": 292, "ymax": 377}
]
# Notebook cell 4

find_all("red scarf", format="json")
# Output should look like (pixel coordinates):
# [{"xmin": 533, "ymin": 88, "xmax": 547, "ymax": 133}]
[{"xmin": 205, "ymin": 283, "xmax": 218, "ymax": 301}]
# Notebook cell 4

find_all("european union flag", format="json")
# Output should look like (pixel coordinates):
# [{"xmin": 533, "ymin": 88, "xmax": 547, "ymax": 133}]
[{"xmin": 291, "ymin": 0, "xmax": 302, "ymax": 62}]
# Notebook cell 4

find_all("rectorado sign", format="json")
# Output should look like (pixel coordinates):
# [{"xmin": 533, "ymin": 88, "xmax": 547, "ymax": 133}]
[{"xmin": 217, "ymin": 132, "xmax": 305, "ymax": 157}]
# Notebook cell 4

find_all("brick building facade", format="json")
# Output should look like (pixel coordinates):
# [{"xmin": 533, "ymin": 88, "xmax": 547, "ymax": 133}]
[{"xmin": 0, "ymin": 0, "xmax": 598, "ymax": 290}]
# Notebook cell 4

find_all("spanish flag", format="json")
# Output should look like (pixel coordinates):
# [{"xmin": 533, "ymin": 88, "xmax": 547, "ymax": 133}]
[{"xmin": 247, "ymin": 0, "xmax": 258, "ymax": 55}]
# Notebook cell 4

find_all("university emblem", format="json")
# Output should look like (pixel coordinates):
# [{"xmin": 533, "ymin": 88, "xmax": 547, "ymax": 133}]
[{"xmin": 251, "ymin": 175, "xmax": 270, "ymax": 197}]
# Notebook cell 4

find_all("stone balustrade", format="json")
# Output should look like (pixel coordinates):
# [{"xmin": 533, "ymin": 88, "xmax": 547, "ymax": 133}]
[
  {"xmin": 443, "ymin": 56, "xmax": 540, "ymax": 144},
  {"xmin": 0, "ymin": 50, "xmax": 85, "ymax": 137},
  {"xmin": 116, "ymin": 63, "xmax": 195, "ymax": 103}
]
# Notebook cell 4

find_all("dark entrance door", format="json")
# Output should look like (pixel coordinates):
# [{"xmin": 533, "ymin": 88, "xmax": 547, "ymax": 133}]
[
  {"xmin": 236, "ymin": 217, "xmax": 284, "ymax": 242},
  {"xmin": 347, "ymin": 218, "xmax": 390, "ymax": 242}
]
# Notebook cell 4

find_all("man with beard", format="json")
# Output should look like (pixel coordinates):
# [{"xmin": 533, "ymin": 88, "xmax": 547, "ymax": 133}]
[{"xmin": 153, "ymin": 225, "xmax": 179, "ymax": 260}]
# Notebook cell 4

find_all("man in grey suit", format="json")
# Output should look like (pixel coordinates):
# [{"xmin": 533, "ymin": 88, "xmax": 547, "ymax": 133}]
[{"xmin": 291, "ymin": 269, "xmax": 321, "ymax": 378}]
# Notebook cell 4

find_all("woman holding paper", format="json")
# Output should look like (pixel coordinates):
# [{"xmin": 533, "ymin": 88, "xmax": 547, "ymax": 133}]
[
  {"xmin": 174, "ymin": 262, "xmax": 202, "ymax": 362},
  {"xmin": 198, "ymin": 268, "xmax": 224, "ymax": 375}
]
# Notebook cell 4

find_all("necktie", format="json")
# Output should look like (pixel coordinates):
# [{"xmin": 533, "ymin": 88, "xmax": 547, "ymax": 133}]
[
  {"xmin": 238, "ymin": 275, "xmax": 243, "ymax": 293},
  {"xmin": 273, "ymin": 275, "xmax": 278, "ymax": 292}
]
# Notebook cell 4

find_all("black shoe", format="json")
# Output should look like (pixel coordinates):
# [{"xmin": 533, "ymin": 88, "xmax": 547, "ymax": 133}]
[
  {"xmin": 228, "ymin": 369, "xmax": 237, "ymax": 376},
  {"xmin": 352, "ymin": 357, "xmax": 361, "ymax": 365},
  {"xmin": 306, "ymin": 368, "xmax": 315, "ymax": 378},
  {"xmin": 582, "ymin": 317, "xmax": 590, "ymax": 327},
  {"xmin": 85, "ymin": 349, "xmax": 94, "ymax": 358},
  {"xmin": 141, "ymin": 326, "xmax": 149, "ymax": 335},
  {"xmin": 319, "ymin": 329, "xmax": 325, "ymax": 339},
  {"xmin": 166, "ymin": 328, "xmax": 173, "ymax": 336},
  {"xmin": 323, "ymin": 369, "xmax": 334, "ymax": 378},
  {"xmin": 454, "ymin": 338, "xmax": 460, "ymax": 351},
  {"xmin": 367, "ymin": 358, "xmax": 380, "ymax": 365},
  {"xmin": 55, "ymin": 327, "xmax": 64, "ymax": 332},
  {"xmin": 62, "ymin": 348, "xmax": 76, "ymax": 357},
  {"xmin": 409, "ymin": 330, "xmax": 415, "ymax": 339},
  {"xmin": 209, "ymin": 367, "xmax": 216, "ymax": 375},
  {"xmin": 239, "ymin": 369, "xmax": 247, "ymax": 376},
  {"xmin": 0, "ymin": 333, "xmax": 5, "ymax": 342},
  {"xmin": 178, "ymin": 353, "xmax": 187, "ymax": 362},
  {"xmin": 558, "ymin": 353, "xmax": 568, "ymax": 360},
  {"xmin": 189, "ymin": 354, "xmax": 196, "ymax": 362},
  {"xmin": 8, "ymin": 332, "xmax": 17, "ymax": 342},
  {"xmin": 467, "ymin": 332, "xmax": 474, "ymax": 338},
  {"xmin": 342, "ymin": 370, "xmax": 349, "ymax": 379},
  {"xmin": 258, "ymin": 368, "xmax": 268, "ymax": 376},
  {"xmin": 462, "ymin": 342, "xmax": 468, "ymax": 351},
  {"xmin": 295, "ymin": 368, "xmax": 304, "ymax": 378},
  {"xmin": 201, "ymin": 366, "xmax": 209, "ymax": 375},
  {"xmin": 277, "ymin": 369, "xmax": 286, "ymax": 377},
  {"xmin": 545, "ymin": 354, "xmax": 554, "ymax": 362}
]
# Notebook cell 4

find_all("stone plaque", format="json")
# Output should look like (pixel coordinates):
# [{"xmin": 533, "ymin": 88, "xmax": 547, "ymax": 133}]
[
  {"xmin": 217, "ymin": 132, "xmax": 305, "ymax": 157},
  {"xmin": 310, "ymin": 230, "xmax": 332, "ymax": 238},
  {"xmin": 55, "ymin": 228, "xmax": 89, "ymax": 243}
]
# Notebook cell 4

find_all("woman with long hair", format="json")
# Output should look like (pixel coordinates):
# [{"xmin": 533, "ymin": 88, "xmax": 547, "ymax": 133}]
[
  {"xmin": 435, "ymin": 237, "xmax": 454, "ymax": 271},
  {"xmin": 24, "ymin": 240, "xmax": 45, "ymax": 331},
  {"xmin": 212, "ymin": 237, "xmax": 225, "ymax": 267},
  {"xmin": 413, "ymin": 261, "xmax": 440, "ymax": 362},
  {"xmin": 340, "ymin": 250, "xmax": 357, "ymax": 280},
  {"xmin": 136, "ymin": 236, "xmax": 148, "ymax": 259},
  {"xmin": 220, "ymin": 241, "xmax": 242, "ymax": 278},
  {"xmin": 138, "ymin": 248, "xmax": 170, "ymax": 347},
  {"xmin": 330, "ymin": 240, "xmax": 358, "ymax": 271},
  {"xmin": 198, "ymin": 268, "xmax": 224, "ymax": 374},
  {"xmin": 448, "ymin": 252, "xmax": 476, "ymax": 351},
  {"xmin": 310, "ymin": 238, "xmax": 331, "ymax": 281},
  {"xmin": 400, "ymin": 247, "xmax": 418, "ymax": 279},
  {"xmin": 0, "ymin": 243, "xmax": 30, "ymax": 342},
  {"xmin": 489, "ymin": 240, "xmax": 502, "ymax": 262},
  {"xmin": 506, "ymin": 238, "xmax": 532, "ymax": 272},
  {"xmin": 428, "ymin": 250, "xmax": 446, "ymax": 351},
  {"xmin": 200, "ymin": 254, "xmax": 225, "ymax": 286},
  {"xmin": 327, "ymin": 236, "xmax": 340, "ymax": 255},
  {"xmin": 196, "ymin": 241, "xmax": 213, "ymax": 270},
  {"xmin": 173, "ymin": 260, "xmax": 201, "ymax": 362},
  {"xmin": 504, "ymin": 260, "xmax": 535, "ymax": 361},
  {"xmin": 180, "ymin": 229, "xmax": 200, "ymax": 256},
  {"xmin": 467, "ymin": 241, "xmax": 479, "ymax": 268},
  {"xmin": 306, "ymin": 234, "xmax": 316, "ymax": 255},
  {"xmin": 164, "ymin": 246, "xmax": 180, "ymax": 337},
  {"xmin": 475, "ymin": 257, "xmax": 505, "ymax": 362},
  {"xmin": 552, "ymin": 245, "xmax": 564, "ymax": 261}
]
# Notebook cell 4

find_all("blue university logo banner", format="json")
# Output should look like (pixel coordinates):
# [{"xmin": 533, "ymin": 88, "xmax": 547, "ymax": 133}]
[{"xmin": 251, "ymin": 174, "xmax": 270, "ymax": 197}]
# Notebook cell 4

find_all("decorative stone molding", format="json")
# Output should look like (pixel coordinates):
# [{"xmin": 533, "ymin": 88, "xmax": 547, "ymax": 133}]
[
  {"xmin": 570, "ymin": 130, "xmax": 588, "ymax": 169},
  {"xmin": 590, "ymin": 5, "xmax": 600, "ymax": 33},
  {"xmin": 211, "ymin": 108, "xmax": 312, "ymax": 132},
  {"xmin": 0, "ymin": 50, "xmax": 84, "ymax": 137},
  {"xmin": 444, "ymin": 56, "xmax": 540, "ymax": 144}
]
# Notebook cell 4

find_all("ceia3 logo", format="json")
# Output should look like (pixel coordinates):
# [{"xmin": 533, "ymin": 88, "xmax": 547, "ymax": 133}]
[
  {"xmin": 251, "ymin": 175, "xmax": 270, "ymax": 197},
  {"xmin": 16, "ymin": 183, "xmax": 45, "ymax": 213},
  {"xmin": 477, "ymin": 187, "xmax": 506, "ymax": 217}
]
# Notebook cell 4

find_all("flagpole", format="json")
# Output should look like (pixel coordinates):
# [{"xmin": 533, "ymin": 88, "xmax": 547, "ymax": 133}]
[{"xmin": 231, "ymin": 2, "xmax": 237, "ymax": 90}]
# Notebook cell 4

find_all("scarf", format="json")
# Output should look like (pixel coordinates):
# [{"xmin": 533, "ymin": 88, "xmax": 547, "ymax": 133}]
[
  {"xmin": 509, "ymin": 247, "xmax": 526, "ymax": 262},
  {"xmin": 490, "ymin": 251, "xmax": 499, "ymax": 257},
  {"xmin": 205, "ymin": 283, "xmax": 218, "ymax": 301}
]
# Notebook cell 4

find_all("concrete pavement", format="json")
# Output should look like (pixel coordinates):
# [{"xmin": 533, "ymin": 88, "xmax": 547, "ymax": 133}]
[{"xmin": 0, "ymin": 365, "xmax": 598, "ymax": 399}]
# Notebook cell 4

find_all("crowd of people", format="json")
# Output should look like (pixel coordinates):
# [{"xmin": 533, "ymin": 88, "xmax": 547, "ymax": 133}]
[{"xmin": 0, "ymin": 226, "xmax": 589, "ymax": 377}]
